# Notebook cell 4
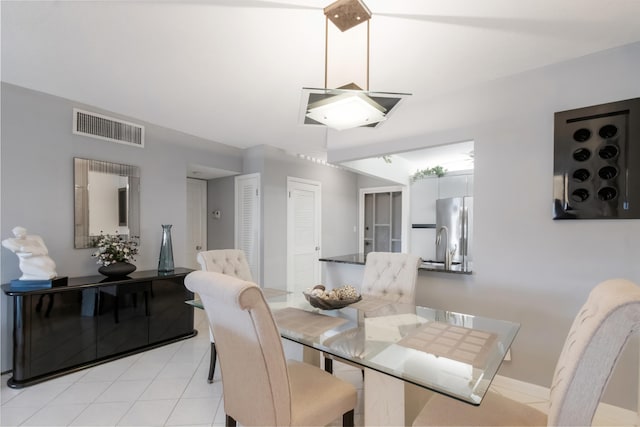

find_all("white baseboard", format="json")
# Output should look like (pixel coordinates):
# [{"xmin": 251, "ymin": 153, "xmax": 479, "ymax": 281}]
[{"xmin": 492, "ymin": 375, "xmax": 638, "ymax": 426}]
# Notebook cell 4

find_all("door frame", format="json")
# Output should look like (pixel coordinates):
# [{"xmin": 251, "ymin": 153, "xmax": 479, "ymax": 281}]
[
  {"xmin": 286, "ymin": 176, "xmax": 322, "ymax": 292},
  {"xmin": 186, "ymin": 178, "xmax": 207, "ymax": 270}
]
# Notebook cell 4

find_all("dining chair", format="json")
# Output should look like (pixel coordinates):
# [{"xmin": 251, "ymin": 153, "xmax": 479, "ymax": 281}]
[
  {"xmin": 196, "ymin": 249, "xmax": 253, "ymax": 383},
  {"xmin": 324, "ymin": 251, "xmax": 422, "ymax": 374},
  {"xmin": 185, "ymin": 270, "xmax": 357, "ymax": 427},
  {"xmin": 412, "ymin": 278, "xmax": 640, "ymax": 427}
]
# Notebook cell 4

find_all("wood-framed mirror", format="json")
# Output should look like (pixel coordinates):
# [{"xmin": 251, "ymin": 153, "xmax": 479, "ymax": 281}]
[{"xmin": 74, "ymin": 157, "xmax": 140, "ymax": 248}]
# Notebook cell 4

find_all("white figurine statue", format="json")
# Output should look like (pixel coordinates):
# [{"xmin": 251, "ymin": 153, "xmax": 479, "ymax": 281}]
[{"xmin": 2, "ymin": 226, "xmax": 57, "ymax": 280}]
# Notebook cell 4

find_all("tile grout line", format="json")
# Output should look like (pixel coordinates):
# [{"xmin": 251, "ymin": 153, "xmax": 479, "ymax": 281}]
[
  {"xmin": 162, "ymin": 342, "xmax": 210, "ymax": 427},
  {"xmin": 16, "ymin": 380, "xmax": 78, "ymax": 426}
]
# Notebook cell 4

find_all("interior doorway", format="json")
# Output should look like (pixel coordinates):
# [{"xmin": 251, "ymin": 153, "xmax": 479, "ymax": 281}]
[
  {"xmin": 287, "ymin": 177, "xmax": 321, "ymax": 293},
  {"xmin": 186, "ymin": 178, "xmax": 207, "ymax": 270},
  {"xmin": 359, "ymin": 186, "xmax": 408, "ymax": 255}
]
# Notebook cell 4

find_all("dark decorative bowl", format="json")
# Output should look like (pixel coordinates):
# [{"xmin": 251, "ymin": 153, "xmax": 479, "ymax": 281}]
[
  {"xmin": 303, "ymin": 292, "xmax": 362, "ymax": 310},
  {"xmin": 98, "ymin": 261, "xmax": 137, "ymax": 278}
]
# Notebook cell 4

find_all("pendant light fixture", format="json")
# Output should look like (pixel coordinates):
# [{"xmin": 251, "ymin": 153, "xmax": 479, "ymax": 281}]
[{"xmin": 302, "ymin": 0, "xmax": 410, "ymax": 131}]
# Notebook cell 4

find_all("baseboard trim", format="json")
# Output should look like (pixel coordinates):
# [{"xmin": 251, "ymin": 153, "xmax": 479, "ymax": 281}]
[{"xmin": 492, "ymin": 375, "xmax": 638, "ymax": 426}]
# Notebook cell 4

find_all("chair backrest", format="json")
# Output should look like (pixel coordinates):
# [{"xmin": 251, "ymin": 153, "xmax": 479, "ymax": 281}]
[
  {"xmin": 185, "ymin": 270, "xmax": 291, "ymax": 426},
  {"xmin": 548, "ymin": 278, "xmax": 640, "ymax": 426},
  {"xmin": 360, "ymin": 252, "xmax": 422, "ymax": 304},
  {"xmin": 196, "ymin": 249, "xmax": 253, "ymax": 281}
]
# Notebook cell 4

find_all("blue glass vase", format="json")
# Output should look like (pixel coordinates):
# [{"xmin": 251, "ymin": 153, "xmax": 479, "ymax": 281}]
[{"xmin": 158, "ymin": 224, "xmax": 174, "ymax": 272}]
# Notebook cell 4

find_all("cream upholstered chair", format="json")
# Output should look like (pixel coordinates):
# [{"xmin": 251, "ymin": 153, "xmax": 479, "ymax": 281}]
[
  {"xmin": 325, "ymin": 251, "xmax": 422, "ymax": 373},
  {"xmin": 360, "ymin": 251, "xmax": 422, "ymax": 303},
  {"xmin": 196, "ymin": 249, "xmax": 253, "ymax": 383},
  {"xmin": 185, "ymin": 270, "xmax": 357, "ymax": 427},
  {"xmin": 412, "ymin": 278, "xmax": 640, "ymax": 427}
]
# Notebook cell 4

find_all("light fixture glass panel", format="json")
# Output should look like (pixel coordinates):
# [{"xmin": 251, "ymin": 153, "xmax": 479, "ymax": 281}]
[
  {"xmin": 300, "ymin": 87, "xmax": 411, "ymax": 129},
  {"xmin": 306, "ymin": 92, "xmax": 387, "ymax": 131}
]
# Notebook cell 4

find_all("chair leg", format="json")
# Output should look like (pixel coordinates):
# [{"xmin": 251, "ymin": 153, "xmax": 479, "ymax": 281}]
[
  {"xmin": 343, "ymin": 409, "xmax": 354, "ymax": 427},
  {"xmin": 208, "ymin": 342, "xmax": 217, "ymax": 383},
  {"xmin": 225, "ymin": 415, "xmax": 237, "ymax": 427},
  {"xmin": 324, "ymin": 357, "xmax": 333, "ymax": 374}
]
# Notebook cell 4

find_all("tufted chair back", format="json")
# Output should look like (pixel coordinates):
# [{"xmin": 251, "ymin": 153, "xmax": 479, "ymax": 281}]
[
  {"xmin": 547, "ymin": 278, "xmax": 640, "ymax": 426},
  {"xmin": 185, "ymin": 271, "xmax": 292, "ymax": 425},
  {"xmin": 196, "ymin": 249, "xmax": 253, "ymax": 281},
  {"xmin": 360, "ymin": 252, "xmax": 422, "ymax": 304},
  {"xmin": 411, "ymin": 278, "xmax": 640, "ymax": 427},
  {"xmin": 185, "ymin": 270, "xmax": 357, "ymax": 426}
]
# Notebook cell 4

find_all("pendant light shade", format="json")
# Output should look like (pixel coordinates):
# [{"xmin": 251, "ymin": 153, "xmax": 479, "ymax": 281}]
[
  {"xmin": 306, "ymin": 91, "xmax": 386, "ymax": 130},
  {"xmin": 301, "ymin": 0, "xmax": 410, "ymax": 131}
]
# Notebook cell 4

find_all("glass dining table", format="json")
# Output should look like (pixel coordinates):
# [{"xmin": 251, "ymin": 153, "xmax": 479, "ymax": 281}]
[{"xmin": 188, "ymin": 289, "xmax": 519, "ymax": 426}]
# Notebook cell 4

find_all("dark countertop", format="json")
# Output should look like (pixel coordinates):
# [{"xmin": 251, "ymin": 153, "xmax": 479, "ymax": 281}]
[
  {"xmin": 319, "ymin": 253, "xmax": 367, "ymax": 265},
  {"xmin": 319, "ymin": 253, "xmax": 472, "ymax": 275}
]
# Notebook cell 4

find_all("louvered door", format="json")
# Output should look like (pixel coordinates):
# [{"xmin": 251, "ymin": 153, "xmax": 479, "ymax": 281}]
[{"xmin": 235, "ymin": 173, "xmax": 261, "ymax": 282}]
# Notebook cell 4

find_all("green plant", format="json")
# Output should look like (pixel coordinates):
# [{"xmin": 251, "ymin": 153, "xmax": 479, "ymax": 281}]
[
  {"xmin": 91, "ymin": 232, "xmax": 139, "ymax": 266},
  {"xmin": 410, "ymin": 166, "xmax": 447, "ymax": 182}
]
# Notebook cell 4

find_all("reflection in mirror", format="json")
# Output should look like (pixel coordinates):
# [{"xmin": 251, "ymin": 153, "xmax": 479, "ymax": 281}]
[{"xmin": 74, "ymin": 158, "xmax": 140, "ymax": 248}]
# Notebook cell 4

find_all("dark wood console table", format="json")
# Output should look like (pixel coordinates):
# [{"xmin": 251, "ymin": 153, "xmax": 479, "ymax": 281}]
[{"xmin": 2, "ymin": 268, "xmax": 196, "ymax": 388}]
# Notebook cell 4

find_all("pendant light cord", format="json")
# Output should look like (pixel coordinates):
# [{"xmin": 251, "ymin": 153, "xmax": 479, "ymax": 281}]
[
  {"xmin": 366, "ymin": 19, "xmax": 370, "ymax": 91},
  {"xmin": 324, "ymin": 16, "xmax": 371, "ymax": 91},
  {"xmin": 324, "ymin": 17, "xmax": 329, "ymax": 89}
]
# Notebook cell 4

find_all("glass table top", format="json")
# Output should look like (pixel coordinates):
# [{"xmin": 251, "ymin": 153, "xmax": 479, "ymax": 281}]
[{"xmin": 187, "ymin": 289, "xmax": 519, "ymax": 405}]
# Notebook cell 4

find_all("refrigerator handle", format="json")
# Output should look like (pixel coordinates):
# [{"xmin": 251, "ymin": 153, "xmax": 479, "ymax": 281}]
[{"xmin": 462, "ymin": 205, "xmax": 468, "ymax": 256}]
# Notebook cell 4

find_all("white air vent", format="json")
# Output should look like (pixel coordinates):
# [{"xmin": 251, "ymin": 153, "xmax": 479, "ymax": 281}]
[{"xmin": 73, "ymin": 108, "xmax": 144, "ymax": 148}]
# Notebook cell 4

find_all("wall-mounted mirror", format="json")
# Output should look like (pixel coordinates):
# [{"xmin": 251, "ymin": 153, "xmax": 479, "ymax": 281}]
[{"xmin": 74, "ymin": 158, "xmax": 140, "ymax": 248}]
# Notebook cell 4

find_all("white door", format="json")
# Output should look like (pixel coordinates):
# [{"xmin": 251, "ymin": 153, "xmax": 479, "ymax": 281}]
[
  {"xmin": 235, "ymin": 173, "xmax": 261, "ymax": 282},
  {"xmin": 186, "ymin": 178, "xmax": 207, "ymax": 270},
  {"xmin": 287, "ymin": 177, "xmax": 321, "ymax": 293}
]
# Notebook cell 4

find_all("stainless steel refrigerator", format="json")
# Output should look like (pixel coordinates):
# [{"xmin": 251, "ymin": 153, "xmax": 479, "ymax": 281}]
[{"xmin": 435, "ymin": 196, "xmax": 473, "ymax": 268}]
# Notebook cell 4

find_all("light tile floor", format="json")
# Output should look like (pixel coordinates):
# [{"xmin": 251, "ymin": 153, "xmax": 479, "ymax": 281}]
[
  {"xmin": 0, "ymin": 309, "xmax": 362, "ymax": 427},
  {"xmin": 1, "ymin": 308, "xmax": 634, "ymax": 426}
]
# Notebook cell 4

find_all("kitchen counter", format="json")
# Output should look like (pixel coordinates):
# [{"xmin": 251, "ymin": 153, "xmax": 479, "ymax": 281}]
[{"xmin": 319, "ymin": 253, "xmax": 472, "ymax": 275}]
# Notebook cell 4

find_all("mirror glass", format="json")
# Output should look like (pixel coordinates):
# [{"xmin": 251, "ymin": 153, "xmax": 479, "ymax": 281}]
[{"xmin": 74, "ymin": 158, "xmax": 140, "ymax": 248}]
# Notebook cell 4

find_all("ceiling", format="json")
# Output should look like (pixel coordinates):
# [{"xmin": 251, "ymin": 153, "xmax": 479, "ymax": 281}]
[
  {"xmin": 3, "ymin": 0, "xmax": 640, "ymax": 162},
  {"xmin": 394, "ymin": 140, "xmax": 474, "ymax": 172}
]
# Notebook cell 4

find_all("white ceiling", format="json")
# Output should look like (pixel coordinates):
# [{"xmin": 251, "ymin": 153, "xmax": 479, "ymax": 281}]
[
  {"xmin": 3, "ymin": 0, "xmax": 640, "ymax": 161},
  {"xmin": 394, "ymin": 140, "xmax": 474, "ymax": 172}
]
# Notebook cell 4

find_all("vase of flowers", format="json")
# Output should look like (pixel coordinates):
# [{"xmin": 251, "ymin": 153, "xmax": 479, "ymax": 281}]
[{"xmin": 92, "ymin": 232, "xmax": 139, "ymax": 277}]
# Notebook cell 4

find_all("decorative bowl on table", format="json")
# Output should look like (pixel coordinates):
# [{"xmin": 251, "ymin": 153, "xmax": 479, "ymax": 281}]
[{"xmin": 303, "ymin": 284, "xmax": 361, "ymax": 310}]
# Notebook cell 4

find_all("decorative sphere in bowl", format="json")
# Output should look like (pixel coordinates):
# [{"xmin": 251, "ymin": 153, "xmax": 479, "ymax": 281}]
[{"xmin": 303, "ymin": 284, "xmax": 361, "ymax": 310}]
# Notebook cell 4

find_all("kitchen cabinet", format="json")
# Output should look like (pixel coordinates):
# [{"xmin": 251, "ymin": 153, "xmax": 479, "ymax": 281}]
[
  {"xmin": 410, "ymin": 177, "xmax": 438, "ymax": 224},
  {"xmin": 438, "ymin": 174, "xmax": 473, "ymax": 199}
]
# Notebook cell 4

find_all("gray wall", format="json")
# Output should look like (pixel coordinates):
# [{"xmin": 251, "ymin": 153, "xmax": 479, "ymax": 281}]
[
  {"xmin": 356, "ymin": 174, "xmax": 398, "ymax": 188},
  {"xmin": 206, "ymin": 176, "xmax": 236, "ymax": 250},
  {"xmin": 330, "ymin": 42, "xmax": 640, "ymax": 409},
  {"xmin": 0, "ymin": 83, "xmax": 244, "ymax": 371},
  {"xmin": 243, "ymin": 146, "xmax": 360, "ymax": 289}
]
